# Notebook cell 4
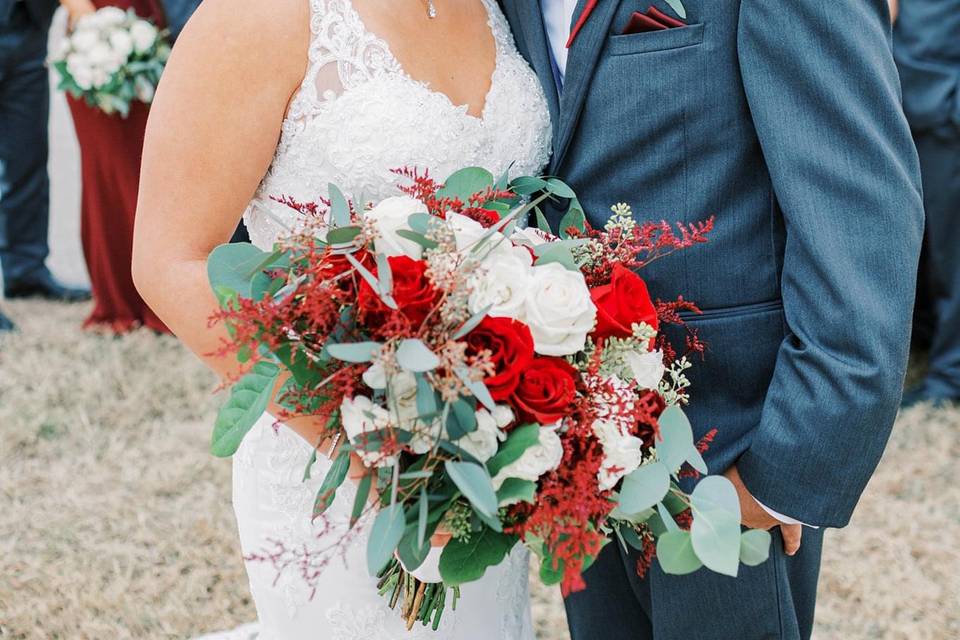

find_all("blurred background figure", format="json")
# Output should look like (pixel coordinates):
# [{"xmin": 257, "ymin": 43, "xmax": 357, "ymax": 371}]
[
  {"xmin": 157, "ymin": 0, "xmax": 197, "ymax": 41},
  {"xmin": 895, "ymin": 0, "xmax": 960, "ymax": 407},
  {"xmin": 0, "ymin": 0, "xmax": 90, "ymax": 332},
  {"xmin": 60, "ymin": 0, "xmax": 169, "ymax": 333}
]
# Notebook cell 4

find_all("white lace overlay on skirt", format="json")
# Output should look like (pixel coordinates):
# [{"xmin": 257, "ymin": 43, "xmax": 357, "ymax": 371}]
[{"xmin": 233, "ymin": 1, "xmax": 550, "ymax": 636}]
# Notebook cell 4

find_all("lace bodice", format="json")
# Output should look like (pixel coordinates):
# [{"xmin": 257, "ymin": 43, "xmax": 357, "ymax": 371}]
[
  {"xmin": 243, "ymin": 0, "xmax": 552, "ymax": 249},
  {"xmin": 232, "ymin": 2, "xmax": 548, "ymax": 638}
]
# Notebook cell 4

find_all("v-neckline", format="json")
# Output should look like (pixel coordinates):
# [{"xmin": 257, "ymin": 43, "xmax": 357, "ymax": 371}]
[{"xmin": 343, "ymin": 0, "xmax": 502, "ymax": 122}]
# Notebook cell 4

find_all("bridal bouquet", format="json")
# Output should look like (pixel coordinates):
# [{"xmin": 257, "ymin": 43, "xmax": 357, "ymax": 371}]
[
  {"xmin": 208, "ymin": 168, "xmax": 771, "ymax": 630},
  {"xmin": 50, "ymin": 7, "xmax": 170, "ymax": 117}
]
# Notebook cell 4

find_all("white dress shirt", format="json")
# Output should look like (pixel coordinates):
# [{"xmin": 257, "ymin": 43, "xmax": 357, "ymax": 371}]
[
  {"xmin": 540, "ymin": 0, "xmax": 578, "ymax": 81},
  {"xmin": 537, "ymin": 0, "xmax": 814, "ymax": 530}
]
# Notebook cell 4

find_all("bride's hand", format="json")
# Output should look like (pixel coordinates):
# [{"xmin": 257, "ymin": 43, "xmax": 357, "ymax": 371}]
[{"xmin": 60, "ymin": 0, "xmax": 97, "ymax": 29}]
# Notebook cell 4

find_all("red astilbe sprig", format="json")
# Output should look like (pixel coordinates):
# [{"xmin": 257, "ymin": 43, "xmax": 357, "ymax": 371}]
[
  {"xmin": 392, "ymin": 167, "xmax": 516, "ymax": 226},
  {"xmin": 576, "ymin": 216, "xmax": 715, "ymax": 288},
  {"xmin": 508, "ymin": 364, "xmax": 618, "ymax": 595}
]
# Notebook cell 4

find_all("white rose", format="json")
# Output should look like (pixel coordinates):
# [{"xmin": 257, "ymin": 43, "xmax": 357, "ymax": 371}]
[
  {"xmin": 129, "ymin": 20, "xmax": 158, "ymax": 54},
  {"xmin": 468, "ymin": 246, "xmax": 534, "ymax": 319},
  {"xmin": 593, "ymin": 419, "xmax": 644, "ymax": 491},
  {"xmin": 362, "ymin": 363, "xmax": 438, "ymax": 454},
  {"xmin": 523, "ymin": 262, "xmax": 596, "ymax": 356},
  {"xmin": 492, "ymin": 424, "xmax": 563, "ymax": 489},
  {"xmin": 96, "ymin": 6, "xmax": 127, "ymax": 26},
  {"xmin": 70, "ymin": 28, "xmax": 100, "ymax": 54},
  {"xmin": 87, "ymin": 41, "xmax": 112, "ymax": 67},
  {"xmin": 365, "ymin": 196, "xmax": 426, "ymax": 259},
  {"xmin": 339, "ymin": 396, "xmax": 397, "ymax": 468},
  {"xmin": 625, "ymin": 349, "xmax": 666, "ymax": 390},
  {"xmin": 72, "ymin": 66, "xmax": 94, "ymax": 90},
  {"xmin": 90, "ymin": 67, "xmax": 109, "ymax": 89},
  {"xmin": 456, "ymin": 406, "xmax": 513, "ymax": 463},
  {"xmin": 108, "ymin": 29, "xmax": 134, "ymax": 61},
  {"xmin": 510, "ymin": 225, "xmax": 555, "ymax": 249}
]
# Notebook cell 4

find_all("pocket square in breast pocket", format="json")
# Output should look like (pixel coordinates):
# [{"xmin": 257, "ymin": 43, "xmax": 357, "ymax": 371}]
[{"xmin": 622, "ymin": 5, "xmax": 687, "ymax": 34}]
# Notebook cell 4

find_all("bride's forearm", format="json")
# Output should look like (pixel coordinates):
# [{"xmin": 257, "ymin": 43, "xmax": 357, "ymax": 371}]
[{"xmin": 133, "ymin": 255, "xmax": 338, "ymax": 447}]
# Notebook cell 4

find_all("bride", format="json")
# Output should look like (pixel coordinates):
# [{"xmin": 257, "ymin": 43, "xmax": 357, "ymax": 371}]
[{"xmin": 132, "ymin": 0, "xmax": 551, "ymax": 637}]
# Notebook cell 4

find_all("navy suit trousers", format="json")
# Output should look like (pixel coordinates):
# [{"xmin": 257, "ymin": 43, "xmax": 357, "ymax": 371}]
[
  {"xmin": 0, "ymin": 7, "xmax": 51, "ymax": 284},
  {"xmin": 915, "ymin": 126, "xmax": 960, "ymax": 397}
]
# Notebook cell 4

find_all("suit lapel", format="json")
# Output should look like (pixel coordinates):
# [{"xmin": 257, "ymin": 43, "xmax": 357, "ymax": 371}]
[
  {"xmin": 552, "ymin": 0, "xmax": 620, "ymax": 171},
  {"xmin": 509, "ymin": 1, "xmax": 561, "ymax": 133}
]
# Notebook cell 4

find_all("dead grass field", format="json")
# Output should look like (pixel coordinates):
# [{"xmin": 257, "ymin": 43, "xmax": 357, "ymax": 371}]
[{"xmin": 1, "ymin": 300, "xmax": 957, "ymax": 640}]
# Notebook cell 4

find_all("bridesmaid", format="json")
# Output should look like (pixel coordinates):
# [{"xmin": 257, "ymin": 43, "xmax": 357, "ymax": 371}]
[{"xmin": 60, "ymin": 0, "xmax": 170, "ymax": 333}]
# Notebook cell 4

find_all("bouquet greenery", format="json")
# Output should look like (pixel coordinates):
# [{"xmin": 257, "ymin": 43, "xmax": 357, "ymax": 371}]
[{"xmin": 209, "ymin": 167, "xmax": 771, "ymax": 630}]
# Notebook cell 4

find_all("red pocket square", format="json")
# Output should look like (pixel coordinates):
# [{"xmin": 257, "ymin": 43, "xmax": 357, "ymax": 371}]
[
  {"xmin": 645, "ymin": 6, "xmax": 687, "ymax": 28},
  {"xmin": 622, "ymin": 11, "xmax": 669, "ymax": 34},
  {"xmin": 621, "ymin": 6, "xmax": 688, "ymax": 35}
]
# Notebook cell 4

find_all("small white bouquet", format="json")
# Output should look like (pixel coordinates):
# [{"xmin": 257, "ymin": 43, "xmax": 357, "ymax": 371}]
[{"xmin": 51, "ymin": 6, "xmax": 170, "ymax": 118}]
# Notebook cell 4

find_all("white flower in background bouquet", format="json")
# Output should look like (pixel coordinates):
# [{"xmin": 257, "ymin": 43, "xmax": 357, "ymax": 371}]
[{"xmin": 50, "ymin": 7, "xmax": 170, "ymax": 117}]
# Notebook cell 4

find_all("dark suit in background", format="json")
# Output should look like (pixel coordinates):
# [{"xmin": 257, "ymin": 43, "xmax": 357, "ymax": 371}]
[
  {"xmin": 895, "ymin": 0, "xmax": 960, "ymax": 403},
  {"xmin": 504, "ymin": 0, "xmax": 923, "ymax": 637},
  {"xmin": 0, "ymin": 0, "xmax": 58, "ymax": 286},
  {"xmin": 157, "ymin": 0, "xmax": 199, "ymax": 41}
]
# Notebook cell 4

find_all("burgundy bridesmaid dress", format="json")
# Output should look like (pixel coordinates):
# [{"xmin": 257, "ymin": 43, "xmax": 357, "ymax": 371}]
[{"xmin": 67, "ymin": 0, "xmax": 169, "ymax": 333}]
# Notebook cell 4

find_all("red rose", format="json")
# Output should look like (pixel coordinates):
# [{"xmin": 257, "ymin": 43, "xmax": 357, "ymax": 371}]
[
  {"xmin": 464, "ymin": 316, "xmax": 535, "ymax": 401},
  {"xmin": 357, "ymin": 255, "xmax": 440, "ymax": 330},
  {"xmin": 590, "ymin": 264, "xmax": 659, "ymax": 344},
  {"xmin": 511, "ymin": 357, "xmax": 578, "ymax": 425}
]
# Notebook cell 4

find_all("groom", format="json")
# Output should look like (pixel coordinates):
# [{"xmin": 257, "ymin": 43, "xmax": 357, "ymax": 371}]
[{"xmin": 502, "ymin": 0, "xmax": 924, "ymax": 638}]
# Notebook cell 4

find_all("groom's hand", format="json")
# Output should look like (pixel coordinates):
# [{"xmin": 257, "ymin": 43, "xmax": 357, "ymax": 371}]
[{"xmin": 723, "ymin": 466, "xmax": 803, "ymax": 557}]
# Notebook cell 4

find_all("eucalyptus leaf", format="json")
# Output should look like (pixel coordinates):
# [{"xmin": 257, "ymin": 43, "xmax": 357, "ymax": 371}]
[
  {"xmin": 444, "ymin": 461, "xmax": 498, "ymax": 518},
  {"xmin": 395, "ymin": 229, "xmax": 439, "ymax": 250},
  {"xmin": 496, "ymin": 478, "xmax": 537, "ymax": 506},
  {"xmin": 366, "ymin": 503, "xmax": 407, "ymax": 575},
  {"xmin": 486, "ymin": 423, "xmax": 540, "ymax": 477},
  {"xmin": 509, "ymin": 176, "xmax": 547, "ymax": 196},
  {"xmin": 437, "ymin": 167, "xmax": 494, "ymax": 202},
  {"xmin": 657, "ymin": 530, "xmax": 703, "ymax": 575},
  {"xmin": 351, "ymin": 473, "xmax": 372, "ymax": 528},
  {"xmin": 326, "ymin": 225, "xmax": 362, "ymax": 246},
  {"xmin": 452, "ymin": 305, "xmax": 491, "ymax": 340},
  {"xmin": 328, "ymin": 183, "xmax": 351, "ymax": 228},
  {"xmin": 545, "ymin": 178, "xmax": 576, "ymax": 199},
  {"xmin": 375, "ymin": 252, "xmax": 393, "ymax": 297},
  {"xmin": 558, "ymin": 202, "xmax": 587, "ymax": 238},
  {"xmin": 690, "ymin": 476, "xmax": 742, "ymax": 577},
  {"xmin": 535, "ymin": 207, "xmax": 551, "ymax": 234},
  {"xmin": 325, "ymin": 341, "xmax": 381, "ymax": 363},
  {"xmin": 207, "ymin": 242, "xmax": 269, "ymax": 303},
  {"xmin": 439, "ymin": 527, "xmax": 517, "ymax": 586},
  {"xmin": 665, "ymin": 0, "xmax": 687, "ymax": 19},
  {"xmin": 618, "ymin": 462, "xmax": 671, "ymax": 515},
  {"xmin": 446, "ymin": 398, "xmax": 479, "ymax": 440},
  {"xmin": 312, "ymin": 450, "xmax": 351, "ymax": 519},
  {"xmin": 210, "ymin": 361, "xmax": 280, "ymax": 457},
  {"xmin": 657, "ymin": 502, "xmax": 680, "ymax": 533},
  {"xmin": 657, "ymin": 405, "xmax": 695, "ymax": 472},
  {"xmin": 407, "ymin": 212, "xmax": 432, "ymax": 235},
  {"xmin": 535, "ymin": 243, "xmax": 579, "ymax": 271},
  {"xmin": 739, "ymin": 529, "xmax": 772, "ymax": 567},
  {"xmin": 396, "ymin": 339, "xmax": 441, "ymax": 372}
]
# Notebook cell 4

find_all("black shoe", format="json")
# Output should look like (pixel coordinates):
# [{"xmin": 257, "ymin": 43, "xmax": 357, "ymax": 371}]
[
  {"xmin": 4, "ymin": 272, "xmax": 91, "ymax": 302},
  {"xmin": 0, "ymin": 309, "xmax": 15, "ymax": 332}
]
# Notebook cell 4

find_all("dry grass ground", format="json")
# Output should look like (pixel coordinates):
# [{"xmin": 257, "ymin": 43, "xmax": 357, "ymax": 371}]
[{"xmin": 0, "ymin": 300, "xmax": 957, "ymax": 639}]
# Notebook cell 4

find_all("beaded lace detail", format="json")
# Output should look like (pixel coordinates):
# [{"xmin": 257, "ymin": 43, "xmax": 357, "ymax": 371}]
[
  {"xmin": 233, "ymin": 1, "xmax": 548, "ymax": 638},
  {"xmin": 242, "ymin": 0, "xmax": 552, "ymax": 250}
]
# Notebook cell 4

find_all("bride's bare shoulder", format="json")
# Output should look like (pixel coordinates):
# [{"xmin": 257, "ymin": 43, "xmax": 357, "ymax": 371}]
[{"xmin": 172, "ymin": 0, "xmax": 310, "ymax": 78}]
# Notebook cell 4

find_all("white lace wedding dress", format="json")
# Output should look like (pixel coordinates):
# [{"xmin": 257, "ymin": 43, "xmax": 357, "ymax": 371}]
[{"xmin": 219, "ymin": 1, "xmax": 552, "ymax": 638}]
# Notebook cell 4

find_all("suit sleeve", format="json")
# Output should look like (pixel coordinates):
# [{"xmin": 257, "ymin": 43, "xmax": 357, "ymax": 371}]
[{"xmin": 735, "ymin": 0, "xmax": 925, "ymax": 527}]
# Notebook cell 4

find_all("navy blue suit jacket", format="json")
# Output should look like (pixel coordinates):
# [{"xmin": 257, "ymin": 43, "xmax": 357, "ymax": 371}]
[
  {"xmin": 503, "ymin": 0, "xmax": 924, "ymax": 527},
  {"xmin": 0, "ymin": 0, "xmax": 57, "ymax": 29}
]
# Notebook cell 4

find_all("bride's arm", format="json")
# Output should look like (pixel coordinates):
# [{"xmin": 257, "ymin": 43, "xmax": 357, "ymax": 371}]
[{"xmin": 133, "ymin": 0, "xmax": 307, "ymax": 381}]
